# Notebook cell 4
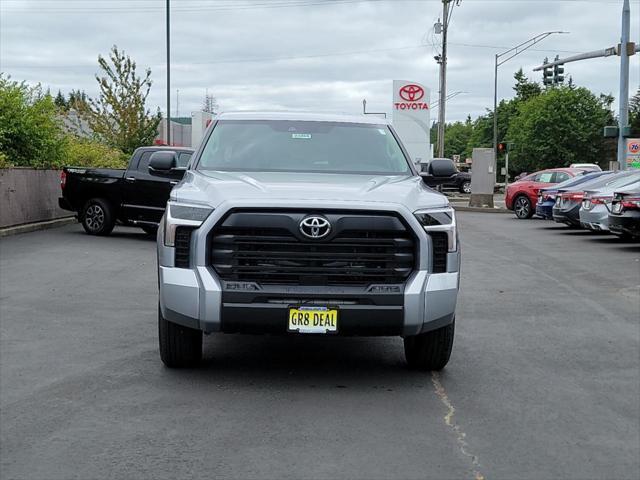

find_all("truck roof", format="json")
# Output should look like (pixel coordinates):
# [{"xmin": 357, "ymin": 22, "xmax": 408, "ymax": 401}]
[
  {"xmin": 216, "ymin": 111, "xmax": 391, "ymax": 125},
  {"xmin": 137, "ymin": 146, "xmax": 194, "ymax": 152}
]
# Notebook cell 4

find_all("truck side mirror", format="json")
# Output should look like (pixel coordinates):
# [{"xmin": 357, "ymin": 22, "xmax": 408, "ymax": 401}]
[
  {"xmin": 149, "ymin": 151, "xmax": 178, "ymax": 173},
  {"xmin": 427, "ymin": 159, "xmax": 457, "ymax": 177}
]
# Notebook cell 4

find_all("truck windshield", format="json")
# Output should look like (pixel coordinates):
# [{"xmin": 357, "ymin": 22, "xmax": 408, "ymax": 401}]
[{"xmin": 197, "ymin": 120, "xmax": 412, "ymax": 175}]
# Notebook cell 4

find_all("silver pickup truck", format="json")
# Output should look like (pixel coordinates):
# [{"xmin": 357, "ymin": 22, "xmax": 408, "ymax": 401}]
[{"xmin": 156, "ymin": 112, "xmax": 460, "ymax": 371}]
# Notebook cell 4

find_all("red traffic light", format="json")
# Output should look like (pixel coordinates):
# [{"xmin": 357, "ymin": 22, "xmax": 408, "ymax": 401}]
[{"xmin": 498, "ymin": 142, "xmax": 506, "ymax": 152}]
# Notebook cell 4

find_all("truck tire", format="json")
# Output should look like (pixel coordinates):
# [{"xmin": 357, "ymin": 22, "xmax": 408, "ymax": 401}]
[
  {"xmin": 158, "ymin": 306, "xmax": 202, "ymax": 368},
  {"xmin": 404, "ymin": 319, "xmax": 455, "ymax": 371},
  {"xmin": 81, "ymin": 198, "xmax": 115, "ymax": 236},
  {"xmin": 459, "ymin": 181, "xmax": 471, "ymax": 194}
]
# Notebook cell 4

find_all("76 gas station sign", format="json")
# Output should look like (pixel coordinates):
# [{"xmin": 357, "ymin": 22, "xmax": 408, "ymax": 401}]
[{"xmin": 627, "ymin": 139, "xmax": 640, "ymax": 169}]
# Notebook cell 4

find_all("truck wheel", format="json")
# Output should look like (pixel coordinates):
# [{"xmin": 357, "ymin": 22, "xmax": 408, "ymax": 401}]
[
  {"xmin": 514, "ymin": 195, "xmax": 533, "ymax": 219},
  {"xmin": 404, "ymin": 319, "xmax": 455, "ymax": 371},
  {"xmin": 459, "ymin": 181, "xmax": 471, "ymax": 194},
  {"xmin": 81, "ymin": 198, "xmax": 115, "ymax": 236},
  {"xmin": 158, "ymin": 306, "xmax": 202, "ymax": 368}
]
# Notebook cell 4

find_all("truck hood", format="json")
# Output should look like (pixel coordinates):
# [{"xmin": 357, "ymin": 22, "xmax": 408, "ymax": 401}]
[{"xmin": 172, "ymin": 170, "xmax": 448, "ymax": 211}]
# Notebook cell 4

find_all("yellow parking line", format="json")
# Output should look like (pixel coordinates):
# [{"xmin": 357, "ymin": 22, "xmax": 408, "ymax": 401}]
[{"xmin": 431, "ymin": 372, "xmax": 485, "ymax": 480}]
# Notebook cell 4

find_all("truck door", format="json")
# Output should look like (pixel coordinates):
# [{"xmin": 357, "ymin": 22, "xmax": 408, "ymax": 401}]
[{"xmin": 121, "ymin": 150, "xmax": 184, "ymax": 224}]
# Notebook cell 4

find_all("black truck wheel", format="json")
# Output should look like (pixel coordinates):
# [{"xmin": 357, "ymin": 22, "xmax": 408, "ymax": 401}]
[
  {"xmin": 404, "ymin": 319, "xmax": 455, "ymax": 371},
  {"xmin": 158, "ymin": 306, "xmax": 203, "ymax": 368},
  {"xmin": 81, "ymin": 198, "xmax": 115, "ymax": 236}
]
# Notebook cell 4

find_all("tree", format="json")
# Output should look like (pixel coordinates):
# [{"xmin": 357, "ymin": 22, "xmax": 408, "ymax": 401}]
[
  {"xmin": 68, "ymin": 89, "xmax": 89, "ymax": 111},
  {"xmin": 80, "ymin": 45, "xmax": 161, "ymax": 154},
  {"xmin": 444, "ymin": 117, "xmax": 473, "ymax": 159},
  {"xmin": 506, "ymin": 86, "xmax": 615, "ymax": 172},
  {"xmin": 54, "ymin": 90, "xmax": 67, "ymax": 110},
  {"xmin": 203, "ymin": 93, "xmax": 218, "ymax": 114},
  {"xmin": 0, "ymin": 75, "xmax": 67, "ymax": 167},
  {"xmin": 629, "ymin": 89, "xmax": 640, "ymax": 135},
  {"xmin": 513, "ymin": 68, "xmax": 542, "ymax": 102}
]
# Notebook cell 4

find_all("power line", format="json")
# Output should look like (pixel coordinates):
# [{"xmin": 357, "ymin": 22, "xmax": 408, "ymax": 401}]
[{"xmin": 2, "ymin": 41, "xmax": 585, "ymax": 70}]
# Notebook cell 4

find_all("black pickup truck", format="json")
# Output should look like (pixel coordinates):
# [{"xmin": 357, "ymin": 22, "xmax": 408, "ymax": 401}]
[{"xmin": 59, "ymin": 146, "xmax": 194, "ymax": 236}]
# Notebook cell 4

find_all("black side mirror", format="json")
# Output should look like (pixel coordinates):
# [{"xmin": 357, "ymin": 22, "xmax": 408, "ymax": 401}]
[
  {"xmin": 427, "ymin": 159, "xmax": 457, "ymax": 177},
  {"xmin": 149, "ymin": 151, "xmax": 178, "ymax": 172}
]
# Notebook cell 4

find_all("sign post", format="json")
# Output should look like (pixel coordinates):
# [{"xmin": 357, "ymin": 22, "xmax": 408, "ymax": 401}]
[{"xmin": 392, "ymin": 80, "xmax": 431, "ymax": 165}]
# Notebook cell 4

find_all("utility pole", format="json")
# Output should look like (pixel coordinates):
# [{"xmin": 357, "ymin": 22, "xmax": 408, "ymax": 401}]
[
  {"xmin": 436, "ymin": 0, "xmax": 450, "ymax": 158},
  {"xmin": 533, "ymin": 1, "xmax": 638, "ymax": 170},
  {"xmin": 618, "ymin": 0, "xmax": 631, "ymax": 169},
  {"xmin": 166, "ymin": 0, "xmax": 171, "ymax": 146}
]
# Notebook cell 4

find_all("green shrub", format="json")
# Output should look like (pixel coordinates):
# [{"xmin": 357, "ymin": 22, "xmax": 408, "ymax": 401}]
[
  {"xmin": 0, "ymin": 75, "xmax": 67, "ymax": 168},
  {"xmin": 64, "ymin": 137, "xmax": 128, "ymax": 169},
  {"xmin": 0, "ymin": 151, "xmax": 11, "ymax": 168}
]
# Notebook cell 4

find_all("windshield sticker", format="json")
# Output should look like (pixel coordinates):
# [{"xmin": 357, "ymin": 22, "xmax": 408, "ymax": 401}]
[{"xmin": 291, "ymin": 133, "xmax": 312, "ymax": 139}]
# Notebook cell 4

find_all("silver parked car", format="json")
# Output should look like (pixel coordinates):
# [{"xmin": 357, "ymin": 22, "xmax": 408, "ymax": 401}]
[{"xmin": 580, "ymin": 172, "xmax": 640, "ymax": 232}]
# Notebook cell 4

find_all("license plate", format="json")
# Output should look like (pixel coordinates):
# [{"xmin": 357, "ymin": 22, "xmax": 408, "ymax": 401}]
[{"xmin": 288, "ymin": 306, "xmax": 338, "ymax": 334}]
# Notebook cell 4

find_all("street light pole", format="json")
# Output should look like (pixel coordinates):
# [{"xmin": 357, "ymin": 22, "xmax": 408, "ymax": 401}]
[
  {"xmin": 493, "ymin": 53, "xmax": 499, "ymax": 168},
  {"xmin": 492, "ymin": 31, "xmax": 568, "ymax": 163},
  {"xmin": 166, "ymin": 0, "xmax": 171, "ymax": 146},
  {"xmin": 618, "ymin": 0, "xmax": 631, "ymax": 170}
]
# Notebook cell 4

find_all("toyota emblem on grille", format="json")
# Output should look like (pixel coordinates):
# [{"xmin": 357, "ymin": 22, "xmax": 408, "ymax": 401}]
[{"xmin": 299, "ymin": 215, "xmax": 331, "ymax": 239}]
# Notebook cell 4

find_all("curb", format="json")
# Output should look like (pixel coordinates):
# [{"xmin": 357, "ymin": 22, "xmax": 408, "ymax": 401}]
[
  {"xmin": 0, "ymin": 217, "xmax": 76, "ymax": 237},
  {"xmin": 451, "ymin": 204, "xmax": 511, "ymax": 214}
]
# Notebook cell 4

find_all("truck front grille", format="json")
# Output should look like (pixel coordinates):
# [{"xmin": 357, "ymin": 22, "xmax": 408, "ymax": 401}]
[{"xmin": 210, "ymin": 211, "xmax": 416, "ymax": 286}]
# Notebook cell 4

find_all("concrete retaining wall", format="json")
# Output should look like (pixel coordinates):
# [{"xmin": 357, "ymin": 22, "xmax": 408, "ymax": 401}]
[{"xmin": 0, "ymin": 169, "xmax": 73, "ymax": 228}]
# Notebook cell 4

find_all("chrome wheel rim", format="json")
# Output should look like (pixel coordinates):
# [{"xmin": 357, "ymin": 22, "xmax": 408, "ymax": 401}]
[
  {"xmin": 515, "ymin": 198, "xmax": 530, "ymax": 218},
  {"xmin": 85, "ymin": 204, "xmax": 105, "ymax": 231},
  {"xmin": 462, "ymin": 182, "xmax": 471, "ymax": 194}
]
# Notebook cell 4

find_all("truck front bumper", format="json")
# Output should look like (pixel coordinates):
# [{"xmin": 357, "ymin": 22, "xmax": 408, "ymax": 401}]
[{"xmin": 159, "ymin": 265, "xmax": 458, "ymax": 337}]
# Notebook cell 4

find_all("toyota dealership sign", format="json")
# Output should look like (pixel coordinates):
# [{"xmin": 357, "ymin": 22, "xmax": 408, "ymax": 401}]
[{"xmin": 392, "ymin": 80, "xmax": 431, "ymax": 163}]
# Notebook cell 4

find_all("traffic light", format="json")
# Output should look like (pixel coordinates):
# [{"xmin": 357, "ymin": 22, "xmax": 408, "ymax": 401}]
[
  {"xmin": 553, "ymin": 55, "xmax": 565, "ymax": 85},
  {"xmin": 498, "ymin": 142, "xmax": 507, "ymax": 153},
  {"xmin": 542, "ymin": 57, "xmax": 553, "ymax": 86}
]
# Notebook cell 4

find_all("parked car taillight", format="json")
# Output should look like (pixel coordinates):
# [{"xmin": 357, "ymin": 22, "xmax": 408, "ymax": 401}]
[
  {"xmin": 562, "ymin": 191, "xmax": 584, "ymax": 201},
  {"xmin": 621, "ymin": 197, "xmax": 640, "ymax": 210},
  {"xmin": 590, "ymin": 196, "xmax": 610, "ymax": 205},
  {"xmin": 60, "ymin": 170, "xmax": 67, "ymax": 190}
]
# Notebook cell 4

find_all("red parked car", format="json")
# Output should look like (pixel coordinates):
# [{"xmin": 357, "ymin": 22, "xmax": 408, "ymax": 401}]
[{"xmin": 506, "ymin": 168, "xmax": 586, "ymax": 219}]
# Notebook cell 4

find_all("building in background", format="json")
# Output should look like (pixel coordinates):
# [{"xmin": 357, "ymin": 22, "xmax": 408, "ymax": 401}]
[{"xmin": 156, "ymin": 111, "xmax": 215, "ymax": 148}]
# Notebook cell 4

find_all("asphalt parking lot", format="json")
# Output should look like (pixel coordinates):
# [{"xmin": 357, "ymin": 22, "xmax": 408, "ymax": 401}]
[{"xmin": 1, "ymin": 212, "xmax": 638, "ymax": 480}]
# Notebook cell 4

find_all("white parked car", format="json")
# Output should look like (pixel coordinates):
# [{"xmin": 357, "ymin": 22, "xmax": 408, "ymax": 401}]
[{"xmin": 569, "ymin": 163, "xmax": 602, "ymax": 171}]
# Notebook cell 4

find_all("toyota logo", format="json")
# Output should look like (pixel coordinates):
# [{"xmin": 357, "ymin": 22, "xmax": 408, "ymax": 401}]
[
  {"xmin": 399, "ymin": 84, "xmax": 424, "ymax": 102},
  {"xmin": 299, "ymin": 215, "xmax": 331, "ymax": 239}
]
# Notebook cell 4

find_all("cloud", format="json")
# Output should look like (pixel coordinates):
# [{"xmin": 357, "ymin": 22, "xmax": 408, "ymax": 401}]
[{"xmin": 1, "ymin": 0, "xmax": 638, "ymax": 122}]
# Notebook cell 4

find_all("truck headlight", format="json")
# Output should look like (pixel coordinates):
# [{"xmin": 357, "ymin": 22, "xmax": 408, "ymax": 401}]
[
  {"xmin": 164, "ymin": 201, "xmax": 213, "ymax": 246},
  {"xmin": 414, "ymin": 207, "xmax": 457, "ymax": 252}
]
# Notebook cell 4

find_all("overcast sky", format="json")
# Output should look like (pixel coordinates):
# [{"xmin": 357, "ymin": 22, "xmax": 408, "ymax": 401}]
[{"xmin": 1, "ymin": 0, "xmax": 639, "ymax": 123}]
